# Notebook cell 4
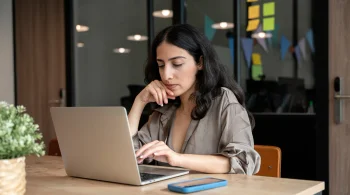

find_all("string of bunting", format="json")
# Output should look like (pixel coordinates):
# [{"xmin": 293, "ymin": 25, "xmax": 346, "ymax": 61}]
[
  {"xmin": 200, "ymin": 0, "xmax": 315, "ymax": 75},
  {"xmin": 240, "ymin": 28, "xmax": 315, "ymax": 69},
  {"xmin": 239, "ymin": 0, "xmax": 315, "ymax": 69}
]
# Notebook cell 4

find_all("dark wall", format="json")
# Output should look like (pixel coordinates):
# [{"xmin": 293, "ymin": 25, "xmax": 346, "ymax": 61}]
[{"xmin": 253, "ymin": 114, "xmax": 317, "ymax": 180}]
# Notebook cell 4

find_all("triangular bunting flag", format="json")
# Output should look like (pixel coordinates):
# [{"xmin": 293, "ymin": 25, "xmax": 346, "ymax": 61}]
[
  {"xmin": 294, "ymin": 45, "xmax": 302, "ymax": 64},
  {"xmin": 253, "ymin": 24, "xmax": 262, "ymax": 34},
  {"xmin": 228, "ymin": 37, "xmax": 234, "ymax": 64},
  {"xmin": 298, "ymin": 38, "xmax": 307, "ymax": 60},
  {"xmin": 205, "ymin": 16, "xmax": 216, "ymax": 41},
  {"xmin": 254, "ymin": 25, "xmax": 269, "ymax": 52},
  {"xmin": 241, "ymin": 38, "xmax": 254, "ymax": 68},
  {"xmin": 306, "ymin": 29, "xmax": 315, "ymax": 53},
  {"xmin": 257, "ymin": 37, "xmax": 268, "ymax": 53},
  {"xmin": 280, "ymin": 35, "xmax": 291, "ymax": 60}
]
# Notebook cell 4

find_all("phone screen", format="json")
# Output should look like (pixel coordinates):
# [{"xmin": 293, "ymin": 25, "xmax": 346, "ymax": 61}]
[{"xmin": 173, "ymin": 178, "xmax": 224, "ymax": 188}]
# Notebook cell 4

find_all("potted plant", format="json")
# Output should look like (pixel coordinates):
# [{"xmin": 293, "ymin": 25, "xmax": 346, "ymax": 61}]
[{"xmin": 0, "ymin": 101, "xmax": 45, "ymax": 195}]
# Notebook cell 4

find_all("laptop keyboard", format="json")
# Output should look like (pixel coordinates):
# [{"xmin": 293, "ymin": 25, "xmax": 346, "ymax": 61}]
[{"xmin": 140, "ymin": 173, "xmax": 166, "ymax": 181}]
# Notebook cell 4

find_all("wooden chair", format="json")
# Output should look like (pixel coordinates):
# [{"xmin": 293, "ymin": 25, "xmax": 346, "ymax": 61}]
[
  {"xmin": 254, "ymin": 145, "xmax": 281, "ymax": 177},
  {"xmin": 48, "ymin": 138, "xmax": 61, "ymax": 156}
]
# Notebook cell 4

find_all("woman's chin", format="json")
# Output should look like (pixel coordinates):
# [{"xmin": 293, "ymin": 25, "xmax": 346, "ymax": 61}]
[
  {"xmin": 171, "ymin": 92, "xmax": 179, "ymax": 97},
  {"xmin": 169, "ymin": 89, "xmax": 178, "ymax": 96},
  {"xmin": 172, "ymin": 88, "xmax": 193, "ymax": 98},
  {"xmin": 171, "ymin": 89, "xmax": 183, "ymax": 97}
]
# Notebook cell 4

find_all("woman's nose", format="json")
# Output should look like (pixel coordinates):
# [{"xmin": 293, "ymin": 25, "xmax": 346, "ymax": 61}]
[{"xmin": 163, "ymin": 65, "xmax": 174, "ymax": 80}]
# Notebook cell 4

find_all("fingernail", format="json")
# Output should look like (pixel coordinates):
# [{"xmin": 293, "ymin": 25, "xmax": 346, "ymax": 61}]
[
  {"xmin": 139, "ymin": 155, "xmax": 143, "ymax": 159},
  {"xmin": 154, "ymin": 152, "xmax": 158, "ymax": 155},
  {"xmin": 161, "ymin": 104, "xmax": 163, "ymax": 107}
]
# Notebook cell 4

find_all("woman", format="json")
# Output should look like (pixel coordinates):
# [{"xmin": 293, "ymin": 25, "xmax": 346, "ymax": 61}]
[{"xmin": 128, "ymin": 24, "xmax": 260, "ymax": 175}]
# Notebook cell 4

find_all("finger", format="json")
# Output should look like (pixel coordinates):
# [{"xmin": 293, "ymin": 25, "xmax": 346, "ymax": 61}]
[
  {"xmin": 148, "ymin": 85, "xmax": 160, "ymax": 105},
  {"xmin": 154, "ymin": 87, "xmax": 163, "ymax": 106},
  {"xmin": 135, "ymin": 140, "xmax": 159, "ymax": 157},
  {"xmin": 160, "ymin": 82, "xmax": 175, "ymax": 96},
  {"xmin": 141, "ymin": 146, "xmax": 168, "ymax": 160},
  {"xmin": 137, "ymin": 155, "xmax": 154, "ymax": 164},
  {"xmin": 137, "ymin": 158, "xmax": 144, "ymax": 164},
  {"xmin": 155, "ymin": 81, "xmax": 168, "ymax": 104},
  {"xmin": 140, "ymin": 142, "xmax": 168, "ymax": 159},
  {"xmin": 137, "ymin": 154, "xmax": 155, "ymax": 164},
  {"xmin": 159, "ymin": 83, "xmax": 168, "ymax": 105},
  {"xmin": 151, "ymin": 82, "xmax": 163, "ymax": 106},
  {"xmin": 136, "ymin": 140, "xmax": 159, "ymax": 157}
]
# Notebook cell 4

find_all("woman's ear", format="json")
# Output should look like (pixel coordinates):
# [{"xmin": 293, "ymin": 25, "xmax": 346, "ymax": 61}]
[{"xmin": 198, "ymin": 56, "xmax": 204, "ymax": 70}]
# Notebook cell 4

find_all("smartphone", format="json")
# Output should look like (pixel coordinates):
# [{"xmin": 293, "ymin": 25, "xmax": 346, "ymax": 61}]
[{"xmin": 168, "ymin": 177, "xmax": 227, "ymax": 194}]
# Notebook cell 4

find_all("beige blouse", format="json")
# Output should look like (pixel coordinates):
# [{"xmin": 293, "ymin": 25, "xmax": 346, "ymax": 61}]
[{"xmin": 132, "ymin": 87, "xmax": 261, "ymax": 175}]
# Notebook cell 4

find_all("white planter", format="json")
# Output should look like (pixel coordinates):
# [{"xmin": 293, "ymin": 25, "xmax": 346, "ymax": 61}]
[{"xmin": 0, "ymin": 157, "xmax": 26, "ymax": 195}]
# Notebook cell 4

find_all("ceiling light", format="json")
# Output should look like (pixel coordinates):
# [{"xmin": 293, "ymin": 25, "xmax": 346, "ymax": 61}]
[
  {"xmin": 211, "ymin": 22, "xmax": 234, "ymax": 29},
  {"xmin": 113, "ymin": 48, "xmax": 130, "ymax": 54},
  {"xmin": 76, "ymin": 25, "xmax": 89, "ymax": 32},
  {"xmin": 153, "ymin": 10, "xmax": 173, "ymax": 18},
  {"xmin": 162, "ymin": 10, "xmax": 170, "ymax": 16},
  {"xmin": 220, "ymin": 22, "xmax": 228, "ymax": 28},
  {"xmin": 77, "ymin": 42, "xmax": 84, "ymax": 48},
  {"xmin": 134, "ymin": 35, "xmax": 141, "ymax": 40},
  {"xmin": 258, "ymin": 32, "xmax": 265, "ymax": 38},
  {"xmin": 127, "ymin": 34, "xmax": 148, "ymax": 41},
  {"xmin": 252, "ymin": 32, "xmax": 272, "ymax": 39}
]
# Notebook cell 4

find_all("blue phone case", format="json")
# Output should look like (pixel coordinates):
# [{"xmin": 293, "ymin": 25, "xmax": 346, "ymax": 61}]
[{"xmin": 168, "ymin": 177, "xmax": 227, "ymax": 194}]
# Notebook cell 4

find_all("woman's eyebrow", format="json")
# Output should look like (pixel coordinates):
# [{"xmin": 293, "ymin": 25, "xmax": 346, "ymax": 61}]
[
  {"xmin": 168, "ymin": 56, "xmax": 186, "ymax": 60},
  {"xmin": 157, "ymin": 56, "xmax": 186, "ymax": 62}
]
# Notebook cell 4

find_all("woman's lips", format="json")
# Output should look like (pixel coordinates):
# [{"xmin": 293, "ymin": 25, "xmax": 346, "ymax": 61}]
[{"xmin": 165, "ymin": 84, "xmax": 178, "ymax": 90}]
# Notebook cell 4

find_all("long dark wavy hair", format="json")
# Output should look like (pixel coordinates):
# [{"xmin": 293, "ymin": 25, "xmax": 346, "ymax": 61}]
[{"xmin": 144, "ymin": 24, "xmax": 255, "ymax": 128}]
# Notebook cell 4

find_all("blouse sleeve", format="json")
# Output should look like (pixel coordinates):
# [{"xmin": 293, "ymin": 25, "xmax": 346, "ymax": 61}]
[
  {"xmin": 218, "ymin": 103, "xmax": 261, "ymax": 175},
  {"xmin": 132, "ymin": 112, "xmax": 160, "ymax": 151},
  {"xmin": 131, "ymin": 112, "xmax": 161, "ymax": 164}
]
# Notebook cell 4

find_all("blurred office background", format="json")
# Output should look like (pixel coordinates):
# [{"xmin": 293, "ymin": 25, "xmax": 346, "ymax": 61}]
[{"xmin": 1, "ymin": 0, "xmax": 329, "ymax": 193}]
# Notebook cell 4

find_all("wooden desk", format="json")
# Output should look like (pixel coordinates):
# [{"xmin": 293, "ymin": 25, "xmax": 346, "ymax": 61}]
[{"xmin": 25, "ymin": 156, "xmax": 324, "ymax": 195}]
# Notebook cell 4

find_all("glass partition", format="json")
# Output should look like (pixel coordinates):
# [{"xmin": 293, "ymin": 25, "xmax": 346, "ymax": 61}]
[
  {"xmin": 239, "ymin": 0, "xmax": 315, "ymax": 114},
  {"xmin": 72, "ymin": 0, "xmax": 315, "ymax": 114},
  {"xmin": 186, "ymin": 0, "xmax": 234, "ymax": 79},
  {"xmin": 73, "ymin": 0, "xmax": 148, "ymax": 108}
]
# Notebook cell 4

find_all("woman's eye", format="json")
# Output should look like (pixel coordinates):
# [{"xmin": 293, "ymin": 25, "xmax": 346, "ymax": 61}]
[
  {"xmin": 158, "ymin": 64, "xmax": 165, "ymax": 67},
  {"xmin": 173, "ymin": 63, "xmax": 183, "ymax": 66}
]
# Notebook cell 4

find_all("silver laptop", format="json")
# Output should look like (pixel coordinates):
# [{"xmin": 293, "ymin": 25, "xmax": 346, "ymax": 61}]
[{"xmin": 50, "ymin": 107, "xmax": 189, "ymax": 185}]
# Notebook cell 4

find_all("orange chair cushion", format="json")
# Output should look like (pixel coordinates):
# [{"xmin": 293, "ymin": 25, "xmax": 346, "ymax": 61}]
[{"xmin": 254, "ymin": 145, "xmax": 281, "ymax": 177}]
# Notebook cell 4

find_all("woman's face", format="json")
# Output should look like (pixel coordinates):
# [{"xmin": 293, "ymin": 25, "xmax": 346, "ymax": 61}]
[{"xmin": 156, "ymin": 42, "xmax": 202, "ymax": 97}]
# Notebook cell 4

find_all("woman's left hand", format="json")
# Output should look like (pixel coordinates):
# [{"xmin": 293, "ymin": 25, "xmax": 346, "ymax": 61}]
[{"xmin": 135, "ymin": 140, "xmax": 182, "ymax": 166}]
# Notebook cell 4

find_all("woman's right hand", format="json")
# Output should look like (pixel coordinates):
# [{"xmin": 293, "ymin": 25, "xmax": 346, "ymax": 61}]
[{"xmin": 136, "ymin": 80, "xmax": 176, "ymax": 106}]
